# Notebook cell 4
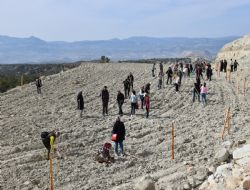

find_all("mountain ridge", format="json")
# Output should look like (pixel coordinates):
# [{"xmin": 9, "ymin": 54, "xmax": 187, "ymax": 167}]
[{"xmin": 0, "ymin": 35, "xmax": 239, "ymax": 64}]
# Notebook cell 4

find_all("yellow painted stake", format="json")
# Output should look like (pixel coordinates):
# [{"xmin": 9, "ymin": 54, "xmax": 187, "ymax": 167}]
[{"xmin": 171, "ymin": 123, "xmax": 174, "ymax": 160}]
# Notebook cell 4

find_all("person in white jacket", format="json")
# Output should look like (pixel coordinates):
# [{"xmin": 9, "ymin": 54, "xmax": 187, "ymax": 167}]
[{"xmin": 130, "ymin": 90, "xmax": 138, "ymax": 116}]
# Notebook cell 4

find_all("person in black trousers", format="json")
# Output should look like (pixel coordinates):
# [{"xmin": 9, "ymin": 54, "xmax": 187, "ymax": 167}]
[
  {"xmin": 36, "ymin": 76, "xmax": 42, "ymax": 94},
  {"xmin": 117, "ymin": 91, "xmax": 125, "ymax": 115},
  {"xmin": 101, "ymin": 86, "xmax": 109, "ymax": 116},
  {"xmin": 193, "ymin": 83, "xmax": 200, "ymax": 102},
  {"xmin": 166, "ymin": 67, "xmax": 173, "ymax": 85},
  {"xmin": 77, "ymin": 91, "xmax": 84, "ymax": 118},
  {"xmin": 123, "ymin": 79, "xmax": 130, "ymax": 99},
  {"xmin": 112, "ymin": 117, "xmax": 126, "ymax": 156},
  {"xmin": 128, "ymin": 73, "xmax": 134, "ymax": 91}
]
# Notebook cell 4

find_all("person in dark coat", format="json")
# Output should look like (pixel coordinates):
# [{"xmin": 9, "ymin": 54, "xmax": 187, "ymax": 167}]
[
  {"xmin": 36, "ymin": 76, "xmax": 42, "ymax": 94},
  {"xmin": 223, "ymin": 59, "xmax": 227, "ymax": 72},
  {"xmin": 193, "ymin": 83, "xmax": 201, "ymax": 102},
  {"xmin": 123, "ymin": 79, "xmax": 130, "ymax": 98},
  {"xmin": 117, "ymin": 91, "xmax": 125, "ymax": 115},
  {"xmin": 112, "ymin": 117, "xmax": 126, "ymax": 156},
  {"xmin": 234, "ymin": 60, "xmax": 239, "ymax": 71},
  {"xmin": 220, "ymin": 60, "xmax": 224, "ymax": 72},
  {"xmin": 145, "ymin": 83, "xmax": 151, "ymax": 94},
  {"xmin": 101, "ymin": 86, "xmax": 109, "ymax": 116},
  {"xmin": 206, "ymin": 66, "xmax": 213, "ymax": 81},
  {"xmin": 77, "ymin": 91, "xmax": 84, "ymax": 118},
  {"xmin": 152, "ymin": 63, "xmax": 156, "ymax": 77},
  {"xmin": 128, "ymin": 73, "xmax": 134, "ymax": 91},
  {"xmin": 159, "ymin": 62, "xmax": 163, "ymax": 74},
  {"xmin": 144, "ymin": 93, "xmax": 150, "ymax": 118},
  {"xmin": 166, "ymin": 67, "xmax": 173, "ymax": 85},
  {"xmin": 230, "ymin": 59, "xmax": 234, "ymax": 72}
]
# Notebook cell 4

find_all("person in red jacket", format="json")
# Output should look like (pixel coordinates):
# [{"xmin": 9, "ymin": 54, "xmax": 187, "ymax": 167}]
[{"xmin": 144, "ymin": 93, "xmax": 150, "ymax": 118}]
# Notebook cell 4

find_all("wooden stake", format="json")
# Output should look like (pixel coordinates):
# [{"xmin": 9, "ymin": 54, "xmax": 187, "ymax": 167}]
[
  {"xmin": 221, "ymin": 108, "xmax": 231, "ymax": 140},
  {"xmin": 49, "ymin": 155, "xmax": 54, "ymax": 190},
  {"xmin": 244, "ymin": 78, "xmax": 247, "ymax": 96},
  {"xmin": 237, "ymin": 78, "xmax": 239, "ymax": 94},
  {"xmin": 21, "ymin": 75, "xmax": 24, "ymax": 86},
  {"xmin": 227, "ymin": 108, "xmax": 231, "ymax": 134},
  {"xmin": 171, "ymin": 123, "xmax": 174, "ymax": 160},
  {"xmin": 221, "ymin": 108, "xmax": 228, "ymax": 140},
  {"xmin": 228, "ymin": 71, "xmax": 231, "ymax": 83}
]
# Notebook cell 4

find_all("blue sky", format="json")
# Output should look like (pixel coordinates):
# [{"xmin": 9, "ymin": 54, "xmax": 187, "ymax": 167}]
[{"xmin": 0, "ymin": 0, "xmax": 250, "ymax": 41}]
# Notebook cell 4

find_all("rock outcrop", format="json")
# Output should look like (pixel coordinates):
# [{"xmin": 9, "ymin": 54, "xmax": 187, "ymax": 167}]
[
  {"xmin": 200, "ymin": 144, "xmax": 250, "ymax": 190},
  {"xmin": 215, "ymin": 34, "xmax": 250, "ymax": 64}
]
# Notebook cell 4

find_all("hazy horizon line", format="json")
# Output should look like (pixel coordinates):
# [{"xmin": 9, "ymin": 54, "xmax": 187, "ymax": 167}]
[{"xmin": 0, "ymin": 34, "xmax": 243, "ymax": 43}]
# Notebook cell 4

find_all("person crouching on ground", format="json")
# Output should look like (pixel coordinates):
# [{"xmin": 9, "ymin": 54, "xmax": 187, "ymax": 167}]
[
  {"xmin": 112, "ymin": 117, "xmax": 126, "ymax": 157},
  {"xmin": 95, "ymin": 142, "xmax": 114, "ymax": 164},
  {"xmin": 41, "ymin": 130, "xmax": 61, "ymax": 160}
]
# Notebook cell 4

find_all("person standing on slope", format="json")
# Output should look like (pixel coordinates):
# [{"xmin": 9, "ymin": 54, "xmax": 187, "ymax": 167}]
[
  {"xmin": 144, "ymin": 93, "xmax": 150, "ymax": 118},
  {"xmin": 152, "ymin": 63, "xmax": 156, "ymax": 77},
  {"xmin": 117, "ymin": 90, "xmax": 125, "ymax": 116},
  {"xmin": 174, "ymin": 76, "xmax": 180, "ymax": 92},
  {"xmin": 41, "ymin": 130, "xmax": 61, "ymax": 160},
  {"xmin": 77, "ymin": 91, "xmax": 84, "ymax": 118},
  {"xmin": 200, "ymin": 82, "xmax": 208, "ymax": 106},
  {"xmin": 128, "ymin": 73, "xmax": 134, "ymax": 91},
  {"xmin": 230, "ymin": 59, "xmax": 234, "ymax": 72},
  {"xmin": 158, "ymin": 72, "xmax": 163, "ymax": 89},
  {"xmin": 223, "ymin": 59, "xmax": 227, "ymax": 73},
  {"xmin": 234, "ymin": 60, "xmax": 239, "ymax": 72},
  {"xmin": 123, "ymin": 78, "xmax": 130, "ymax": 99},
  {"xmin": 193, "ymin": 83, "xmax": 200, "ymax": 102},
  {"xmin": 139, "ymin": 86, "xmax": 145, "ymax": 109},
  {"xmin": 112, "ymin": 117, "xmax": 126, "ymax": 156},
  {"xmin": 36, "ymin": 76, "xmax": 42, "ymax": 94},
  {"xmin": 206, "ymin": 65, "xmax": 213, "ymax": 81},
  {"xmin": 130, "ymin": 90, "xmax": 138, "ymax": 117},
  {"xmin": 166, "ymin": 67, "xmax": 173, "ymax": 85},
  {"xmin": 101, "ymin": 86, "xmax": 109, "ymax": 116},
  {"xmin": 159, "ymin": 62, "xmax": 163, "ymax": 74}
]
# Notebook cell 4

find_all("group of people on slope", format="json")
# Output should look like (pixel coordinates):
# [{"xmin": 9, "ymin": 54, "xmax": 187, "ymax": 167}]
[
  {"xmin": 123, "ymin": 73, "xmax": 134, "ymax": 99},
  {"xmin": 41, "ymin": 116, "xmax": 127, "ymax": 165},
  {"xmin": 193, "ymin": 78, "xmax": 208, "ymax": 106},
  {"xmin": 220, "ymin": 59, "xmax": 239, "ymax": 72},
  {"xmin": 76, "ymin": 73, "xmax": 151, "ymax": 118}
]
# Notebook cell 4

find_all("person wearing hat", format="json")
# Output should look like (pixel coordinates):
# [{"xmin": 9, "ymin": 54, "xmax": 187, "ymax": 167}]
[
  {"xmin": 112, "ymin": 117, "xmax": 126, "ymax": 156},
  {"xmin": 41, "ymin": 130, "xmax": 61, "ymax": 160},
  {"xmin": 101, "ymin": 86, "xmax": 109, "ymax": 116}
]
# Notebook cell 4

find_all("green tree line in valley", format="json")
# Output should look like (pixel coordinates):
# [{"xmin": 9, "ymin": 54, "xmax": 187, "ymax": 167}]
[{"xmin": 0, "ymin": 74, "xmax": 37, "ymax": 93}]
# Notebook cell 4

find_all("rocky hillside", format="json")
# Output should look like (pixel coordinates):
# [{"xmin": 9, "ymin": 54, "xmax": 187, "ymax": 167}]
[
  {"xmin": 0, "ymin": 62, "xmax": 249, "ymax": 190},
  {"xmin": 215, "ymin": 34, "xmax": 250, "ymax": 64}
]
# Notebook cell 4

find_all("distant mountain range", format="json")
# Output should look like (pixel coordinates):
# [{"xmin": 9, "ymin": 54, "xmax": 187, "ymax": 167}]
[{"xmin": 0, "ymin": 35, "xmax": 239, "ymax": 64}]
